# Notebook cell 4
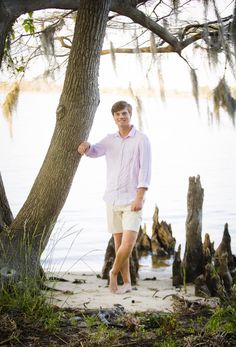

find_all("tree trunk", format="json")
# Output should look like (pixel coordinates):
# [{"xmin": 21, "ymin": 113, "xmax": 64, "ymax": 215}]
[
  {"xmin": 101, "ymin": 237, "xmax": 139, "ymax": 285},
  {"xmin": 0, "ymin": 173, "xmax": 13, "ymax": 230},
  {"xmin": 0, "ymin": 0, "xmax": 111, "ymax": 283},
  {"xmin": 183, "ymin": 175, "xmax": 204, "ymax": 282},
  {"xmin": 0, "ymin": 2, "xmax": 16, "ymax": 66}
]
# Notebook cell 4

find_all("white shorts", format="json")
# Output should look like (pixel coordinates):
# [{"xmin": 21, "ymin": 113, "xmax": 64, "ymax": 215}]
[{"xmin": 106, "ymin": 204, "xmax": 142, "ymax": 234}]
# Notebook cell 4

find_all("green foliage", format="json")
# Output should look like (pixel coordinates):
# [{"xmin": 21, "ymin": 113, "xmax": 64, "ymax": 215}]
[
  {"xmin": 0, "ymin": 283, "xmax": 63, "ymax": 333},
  {"xmin": 206, "ymin": 305, "xmax": 236, "ymax": 334},
  {"xmin": 153, "ymin": 339, "xmax": 179, "ymax": 347},
  {"xmin": 139, "ymin": 311, "xmax": 179, "ymax": 333},
  {"xmin": 23, "ymin": 13, "xmax": 35, "ymax": 34}
]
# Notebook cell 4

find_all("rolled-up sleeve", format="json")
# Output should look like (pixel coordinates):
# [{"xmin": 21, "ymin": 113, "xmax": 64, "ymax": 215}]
[
  {"xmin": 137, "ymin": 135, "xmax": 151, "ymax": 188},
  {"xmin": 85, "ymin": 137, "xmax": 107, "ymax": 158}
]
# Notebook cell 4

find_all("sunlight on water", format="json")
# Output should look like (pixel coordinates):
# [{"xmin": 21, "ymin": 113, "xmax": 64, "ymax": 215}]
[{"xmin": 0, "ymin": 91, "xmax": 235, "ymax": 274}]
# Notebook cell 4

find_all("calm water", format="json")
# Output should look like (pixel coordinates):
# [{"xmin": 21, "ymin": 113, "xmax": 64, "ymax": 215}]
[{"xmin": 0, "ymin": 91, "xmax": 236, "ymax": 275}]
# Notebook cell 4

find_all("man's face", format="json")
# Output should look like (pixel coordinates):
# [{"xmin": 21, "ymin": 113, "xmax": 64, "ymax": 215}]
[{"xmin": 113, "ymin": 107, "xmax": 131, "ymax": 128}]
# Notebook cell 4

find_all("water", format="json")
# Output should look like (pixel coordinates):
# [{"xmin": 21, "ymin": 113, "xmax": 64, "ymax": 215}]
[{"xmin": 0, "ymin": 91, "xmax": 236, "ymax": 274}]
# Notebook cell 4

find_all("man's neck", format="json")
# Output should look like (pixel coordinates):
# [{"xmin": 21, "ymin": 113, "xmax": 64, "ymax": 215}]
[{"xmin": 118, "ymin": 125, "xmax": 132, "ymax": 138}]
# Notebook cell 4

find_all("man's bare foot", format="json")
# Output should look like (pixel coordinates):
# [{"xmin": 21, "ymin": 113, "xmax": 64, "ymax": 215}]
[
  {"xmin": 116, "ymin": 283, "xmax": 132, "ymax": 294},
  {"xmin": 109, "ymin": 270, "xmax": 118, "ymax": 293}
]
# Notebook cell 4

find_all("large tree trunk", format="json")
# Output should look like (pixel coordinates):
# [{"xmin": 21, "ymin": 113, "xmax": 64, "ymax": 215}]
[
  {"xmin": 0, "ymin": 0, "xmax": 111, "ymax": 283},
  {"xmin": 183, "ymin": 175, "xmax": 204, "ymax": 282},
  {"xmin": 0, "ymin": 2, "xmax": 17, "ymax": 66},
  {"xmin": 0, "ymin": 173, "xmax": 13, "ymax": 230}
]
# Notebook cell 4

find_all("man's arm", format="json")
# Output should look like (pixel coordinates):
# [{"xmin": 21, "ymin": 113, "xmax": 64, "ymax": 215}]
[
  {"xmin": 78, "ymin": 136, "xmax": 107, "ymax": 157},
  {"xmin": 131, "ymin": 135, "xmax": 151, "ymax": 211}
]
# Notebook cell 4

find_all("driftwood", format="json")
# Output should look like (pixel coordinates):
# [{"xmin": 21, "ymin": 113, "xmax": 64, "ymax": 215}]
[
  {"xmin": 151, "ymin": 206, "xmax": 175, "ymax": 256},
  {"xmin": 101, "ymin": 236, "xmax": 139, "ymax": 285},
  {"xmin": 172, "ymin": 245, "xmax": 183, "ymax": 286},
  {"xmin": 183, "ymin": 176, "xmax": 204, "ymax": 282}
]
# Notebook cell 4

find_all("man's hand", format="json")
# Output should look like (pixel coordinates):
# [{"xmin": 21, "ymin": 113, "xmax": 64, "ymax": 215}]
[
  {"xmin": 131, "ymin": 187, "xmax": 147, "ymax": 211},
  {"xmin": 131, "ymin": 197, "xmax": 143, "ymax": 211},
  {"xmin": 78, "ymin": 142, "xmax": 90, "ymax": 155}
]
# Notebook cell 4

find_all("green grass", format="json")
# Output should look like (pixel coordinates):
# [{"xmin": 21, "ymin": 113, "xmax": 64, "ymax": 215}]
[{"xmin": 0, "ymin": 282, "xmax": 63, "ymax": 333}]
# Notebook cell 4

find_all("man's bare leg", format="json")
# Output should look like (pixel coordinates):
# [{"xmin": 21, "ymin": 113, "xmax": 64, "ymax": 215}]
[
  {"xmin": 110, "ymin": 230, "xmax": 137, "ymax": 293},
  {"xmin": 109, "ymin": 233, "xmax": 122, "ymax": 293}
]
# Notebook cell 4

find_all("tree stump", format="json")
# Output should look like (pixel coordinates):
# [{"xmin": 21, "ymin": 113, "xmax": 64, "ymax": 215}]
[
  {"xmin": 214, "ymin": 223, "xmax": 235, "ymax": 271},
  {"xmin": 183, "ymin": 175, "xmax": 204, "ymax": 282},
  {"xmin": 172, "ymin": 244, "xmax": 183, "ymax": 286},
  {"xmin": 203, "ymin": 233, "xmax": 214, "ymax": 267},
  {"xmin": 204, "ymin": 263, "xmax": 226, "ymax": 299},
  {"xmin": 136, "ymin": 224, "xmax": 151, "ymax": 256},
  {"xmin": 151, "ymin": 206, "xmax": 175, "ymax": 256},
  {"xmin": 101, "ymin": 236, "xmax": 139, "ymax": 285},
  {"xmin": 217, "ymin": 252, "xmax": 232, "ymax": 293}
]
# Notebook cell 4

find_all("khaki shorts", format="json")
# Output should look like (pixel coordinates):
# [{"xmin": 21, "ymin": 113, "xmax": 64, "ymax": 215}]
[{"xmin": 106, "ymin": 204, "xmax": 142, "ymax": 234}]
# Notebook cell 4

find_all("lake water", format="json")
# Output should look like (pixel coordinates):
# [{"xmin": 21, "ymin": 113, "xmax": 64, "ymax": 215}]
[{"xmin": 0, "ymin": 91, "xmax": 236, "ymax": 275}]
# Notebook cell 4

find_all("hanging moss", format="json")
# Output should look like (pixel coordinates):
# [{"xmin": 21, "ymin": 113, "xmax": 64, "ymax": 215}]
[
  {"xmin": 40, "ymin": 26, "xmax": 56, "ymax": 59},
  {"xmin": 128, "ymin": 83, "xmax": 143, "ymax": 131},
  {"xmin": 190, "ymin": 68, "xmax": 199, "ymax": 111},
  {"xmin": 213, "ymin": 77, "xmax": 236, "ymax": 124},
  {"xmin": 110, "ymin": 41, "xmax": 117, "ymax": 73},
  {"xmin": 2, "ymin": 82, "xmax": 20, "ymax": 137}
]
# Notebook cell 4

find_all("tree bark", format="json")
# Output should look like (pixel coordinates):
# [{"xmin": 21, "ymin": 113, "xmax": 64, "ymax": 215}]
[
  {"xmin": 0, "ymin": 173, "xmax": 13, "ymax": 230},
  {"xmin": 0, "ymin": 2, "xmax": 17, "ymax": 66},
  {"xmin": 0, "ymin": 0, "xmax": 111, "ymax": 282},
  {"xmin": 183, "ymin": 175, "xmax": 204, "ymax": 282},
  {"xmin": 101, "ymin": 237, "xmax": 139, "ymax": 285}
]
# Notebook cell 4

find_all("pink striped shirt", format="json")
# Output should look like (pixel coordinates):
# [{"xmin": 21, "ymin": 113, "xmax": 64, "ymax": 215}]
[{"xmin": 86, "ymin": 126, "xmax": 151, "ymax": 205}]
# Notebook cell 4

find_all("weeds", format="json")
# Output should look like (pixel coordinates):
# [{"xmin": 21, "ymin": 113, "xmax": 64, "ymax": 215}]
[{"xmin": 0, "ymin": 281, "xmax": 63, "ymax": 333}]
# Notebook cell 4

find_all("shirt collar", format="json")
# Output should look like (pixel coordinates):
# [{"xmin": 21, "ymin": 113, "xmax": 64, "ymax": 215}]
[{"xmin": 114, "ymin": 125, "xmax": 136, "ymax": 138}]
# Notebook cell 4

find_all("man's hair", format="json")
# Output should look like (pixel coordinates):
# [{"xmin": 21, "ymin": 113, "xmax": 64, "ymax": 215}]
[{"xmin": 111, "ymin": 101, "xmax": 132, "ymax": 115}]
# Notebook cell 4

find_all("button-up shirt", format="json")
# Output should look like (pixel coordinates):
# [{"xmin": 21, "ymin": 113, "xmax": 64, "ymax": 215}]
[{"xmin": 86, "ymin": 126, "xmax": 151, "ymax": 206}]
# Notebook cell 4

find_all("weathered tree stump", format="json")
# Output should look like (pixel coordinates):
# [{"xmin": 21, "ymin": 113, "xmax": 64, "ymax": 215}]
[
  {"xmin": 203, "ymin": 234, "xmax": 214, "ymax": 267},
  {"xmin": 101, "ymin": 236, "xmax": 139, "ymax": 285},
  {"xmin": 183, "ymin": 175, "xmax": 204, "ymax": 282},
  {"xmin": 214, "ymin": 223, "xmax": 235, "ymax": 271},
  {"xmin": 204, "ymin": 263, "xmax": 226, "ymax": 299},
  {"xmin": 194, "ymin": 274, "xmax": 211, "ymax": 297},
  {"xmin": 203, "ymin": 233, "xmax": 215, "ymax": 256},
  {"xmin": 217, "ymin": 252, "xmax": 233, "ymax": 293},
  {"xmin": 151, "ymin": 206, "xmax": 175, "ymax": 256},
  {"xmin": 172, "ymin": 244, "xmax": 183, "ymax": 286},
  {"xmin": 136, "ymin": 224, "xmax": 151, "ymax": 256}
]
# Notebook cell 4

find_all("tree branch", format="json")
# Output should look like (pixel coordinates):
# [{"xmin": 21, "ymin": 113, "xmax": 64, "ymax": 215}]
[
  {"xmin": 3, "ymin": 0, "xmax": 145, "ymax": 17},
  {"xmin": 113, "ymin": 4, "xmax": 180, "ymax": 52}
]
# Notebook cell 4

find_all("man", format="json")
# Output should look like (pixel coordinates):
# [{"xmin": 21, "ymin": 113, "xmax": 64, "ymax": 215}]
[{"xmin": 78, "ymin": 100, "xmax": 151, "ymax": 294}]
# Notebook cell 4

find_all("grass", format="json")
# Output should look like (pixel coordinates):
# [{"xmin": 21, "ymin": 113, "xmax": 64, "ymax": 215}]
[{"xmin": 1, "ymin": 285, "xmax": 236, "ymax": 346}]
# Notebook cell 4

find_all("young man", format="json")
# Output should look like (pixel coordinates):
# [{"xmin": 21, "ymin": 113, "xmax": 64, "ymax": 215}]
[{"xmin": 78, "ymin": 101, "xmax": 151, "ymax": 294}]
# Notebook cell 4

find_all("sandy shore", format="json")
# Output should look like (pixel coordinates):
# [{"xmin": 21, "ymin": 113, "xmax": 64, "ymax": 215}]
[{"xmin": 45, "ymin": 270, "xmax": 203, "ymax": 313}]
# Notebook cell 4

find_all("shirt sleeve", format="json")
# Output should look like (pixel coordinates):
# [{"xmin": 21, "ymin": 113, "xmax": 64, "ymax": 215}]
[
  {"xmin": 137, "ymin": 134, "xmax": 152, "ymax": 188},
  {"xmin": 85, "ymin": 136, "xmax": 108, "ymax": 158}
]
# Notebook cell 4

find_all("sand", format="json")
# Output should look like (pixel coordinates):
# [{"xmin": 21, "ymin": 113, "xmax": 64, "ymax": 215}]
[{"xmin": 45, "ymin": 270, "xmax": 204, "ymax": 313}]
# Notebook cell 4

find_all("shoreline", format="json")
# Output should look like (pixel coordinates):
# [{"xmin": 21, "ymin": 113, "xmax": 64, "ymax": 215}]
[{"xmin": 45, "ymin": 270, "xmax": 204, "ymax": 313}]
